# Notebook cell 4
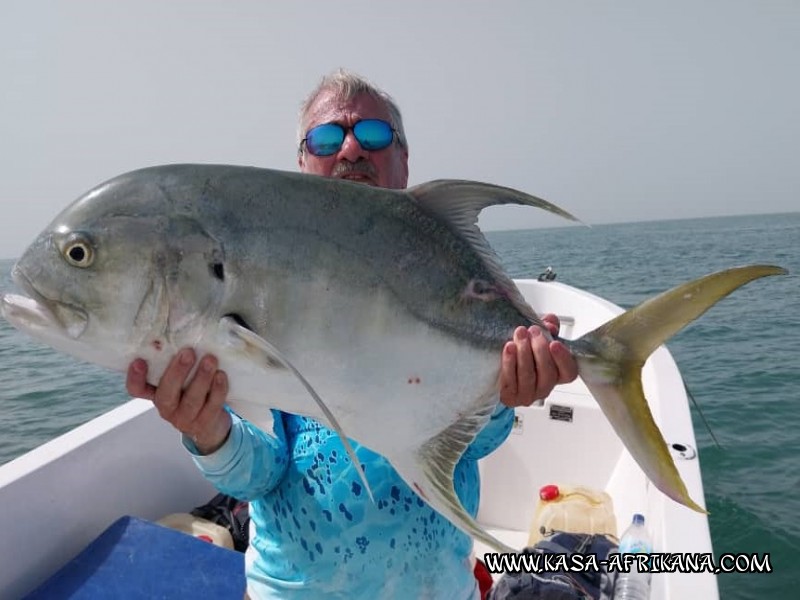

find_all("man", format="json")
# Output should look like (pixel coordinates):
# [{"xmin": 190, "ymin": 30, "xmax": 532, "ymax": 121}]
[{"xmin": 127, "ymin": 69, "xmax": 577, "ymax": 599}]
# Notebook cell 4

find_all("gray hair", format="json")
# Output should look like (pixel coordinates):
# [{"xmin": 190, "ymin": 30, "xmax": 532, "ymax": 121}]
[{"xmin": 296, "ymin": 68, "xmax": 408, "ymax": 153}]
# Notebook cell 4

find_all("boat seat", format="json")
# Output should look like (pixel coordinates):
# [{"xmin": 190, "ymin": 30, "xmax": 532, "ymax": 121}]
[{"xmin": 24, "ymin": 515, "xmax": 246, "ymax": 599}]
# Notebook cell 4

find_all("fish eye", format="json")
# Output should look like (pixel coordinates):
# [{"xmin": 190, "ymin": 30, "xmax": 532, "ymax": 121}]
[{"xmin": 61, "ymin": 236, "xmax": 95, "ymax": 268}]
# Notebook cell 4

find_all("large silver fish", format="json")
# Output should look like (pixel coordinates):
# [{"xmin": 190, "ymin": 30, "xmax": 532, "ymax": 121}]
[{"xmin": 1, "ymin": 164, "xmax": 786, "ymax": 553}]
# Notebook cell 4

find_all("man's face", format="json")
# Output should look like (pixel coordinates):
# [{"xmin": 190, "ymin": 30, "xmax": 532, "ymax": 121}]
[{"xmin": 298, "ymin": 91, "xmax": 409, "ymax": 190}]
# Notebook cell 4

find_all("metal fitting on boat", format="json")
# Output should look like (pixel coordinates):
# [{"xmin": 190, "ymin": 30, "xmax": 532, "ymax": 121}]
[{"xmin": 669, "ymin": 442, "xmax": 697, "ymax": 460}]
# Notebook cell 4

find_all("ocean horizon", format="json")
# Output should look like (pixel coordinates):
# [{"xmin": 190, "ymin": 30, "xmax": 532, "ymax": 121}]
[{"xmin": 2, "ymin": 209, "xmax": 797, "ymax": 263}]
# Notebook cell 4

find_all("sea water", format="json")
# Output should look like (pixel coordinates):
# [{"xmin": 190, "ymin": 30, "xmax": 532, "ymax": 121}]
[{"xmin": 1, "ymin": 212, "xmax": 798, "ymax": 600}]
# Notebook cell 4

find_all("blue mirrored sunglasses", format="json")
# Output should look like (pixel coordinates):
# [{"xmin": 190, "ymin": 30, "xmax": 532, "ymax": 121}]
[{"xmin": 302, "ymin": 119, "xmax": 398, "ymax": 157}]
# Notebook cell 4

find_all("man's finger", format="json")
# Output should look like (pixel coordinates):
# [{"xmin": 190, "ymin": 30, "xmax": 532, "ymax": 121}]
[
  {"xmin": 529, "ymin": 327, "xmax": 556, "ymax": 399},
  {"xmin": 196, "ymin": 370, "xmax": 229, "ymax": 429},
  {"xmin": 499, "ymin": 341, "xmax": 518, "ymax": 406},
  {"xmin": 175, "ymin": 355, "xmax": 218, "ymax": 430},
  {"xmin": 126, "ymin": 359, "xmax": 155, "ymax": 400},
  {"xmin": 551, "ymin": 340, "xmax": 579, "ymax": 384},
  {"xmin": 514, "ymin": 326, "xmax": 536, "ymax": 404},
  {"xmin": 153, "ymin": 348, "xmax": 196, "ymax": 417},
  {"xmin": 540, "ymin": 313, "xmax": 561, "ymax": 337},
  {"xmin": 191, "ymin": 372, "xmax": 232, "ymax": 455}
]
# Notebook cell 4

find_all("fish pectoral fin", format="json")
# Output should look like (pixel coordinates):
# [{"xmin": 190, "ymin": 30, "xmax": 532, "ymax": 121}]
[
  {"xmin": 570, "ymin": 264, "xmax": 787, "ymax": 513},
  {"xmin": 217, "ymin": 316, "xmax": 374, "ymax": 502},
  {"xmin": 216, "ymin": 315, "xmax": 287, "ymax": 370},
  {"xmin": 393, "ymin": 395, "xmax": 516, "ymax": 554}
]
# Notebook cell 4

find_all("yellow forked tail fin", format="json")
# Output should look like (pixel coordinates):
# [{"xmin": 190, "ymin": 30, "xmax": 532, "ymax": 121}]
[{"xmin": 567, "ymin": 265, "xmax": 787, "ymax": 512}]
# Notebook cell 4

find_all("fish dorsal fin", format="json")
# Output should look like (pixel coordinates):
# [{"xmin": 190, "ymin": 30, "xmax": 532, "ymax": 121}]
[
  {"xmin": 407, "ymin": 179, "xmax": 580, "ymax": 230},
  {"xmin": 407, "ymin": 180, "xmax": 581, "ymax": 324},
  {"xmin": 218, "ymin": 316, "xmax": 374, "ymax": 502}
]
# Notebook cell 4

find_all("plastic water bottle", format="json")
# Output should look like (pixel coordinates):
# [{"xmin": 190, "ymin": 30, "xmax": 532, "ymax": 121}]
[{"xmin": 614, "ymin": 513, "xmax": 652, "ymax": 599}]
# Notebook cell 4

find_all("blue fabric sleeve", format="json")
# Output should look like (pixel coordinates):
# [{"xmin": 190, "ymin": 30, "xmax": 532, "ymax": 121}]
[
  {"xmin": 181, "ymin": 399, "xmax": 510, "ymax": 498},
  {"xmin": 461, "ymin": 400, "xmax": 514, "ymax": 460},
  {"xmin": 182, "ymin": 408, "xmax": 290, "ymax": 501}
]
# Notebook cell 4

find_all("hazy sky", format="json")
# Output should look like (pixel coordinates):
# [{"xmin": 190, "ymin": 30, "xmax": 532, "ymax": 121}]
[{"xmin": 1, "ymin": 0, "xmax": 797, "ymax": 259}]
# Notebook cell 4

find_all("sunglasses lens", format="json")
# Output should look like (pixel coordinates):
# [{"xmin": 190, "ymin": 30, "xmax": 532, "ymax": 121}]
[
  {"xmin": 305, "ymin": 123, "xmax": 345, "ymax": 156},
  {"xmin": 353, "ymin": 119, "xmax": 394, "ymax": 150},
  {"xmin": 304, "ymin": 120, "xmax": 395, "ymax": 156}
]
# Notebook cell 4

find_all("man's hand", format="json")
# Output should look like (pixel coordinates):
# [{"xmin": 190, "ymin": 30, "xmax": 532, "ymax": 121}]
[
  {"xmin": 499, "ymin": 314, "xmax": 578, "ymax": 407},
  {"xmin": 126, "ymin": 349, "xmax": 232, "ymax": 455}
]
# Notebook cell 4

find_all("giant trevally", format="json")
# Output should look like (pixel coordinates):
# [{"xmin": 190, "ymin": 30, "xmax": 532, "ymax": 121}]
[{"xmin": 1, "ymin": 164, "xmax": 786, "ymax": 554}]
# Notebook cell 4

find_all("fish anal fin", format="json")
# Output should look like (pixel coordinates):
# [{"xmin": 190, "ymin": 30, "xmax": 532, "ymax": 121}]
[{"xmin": 393, "ymin": 394, "xmax": 517, "ymax": 554}]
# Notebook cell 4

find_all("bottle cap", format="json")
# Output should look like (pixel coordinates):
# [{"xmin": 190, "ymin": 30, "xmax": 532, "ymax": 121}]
[
  {"xmin": 633, "ymin": 513, "xmax": 645, "ymax": 525},
  {"xmin": 539, "ymin": 484, "xmax": 560, "ymax": 501}
]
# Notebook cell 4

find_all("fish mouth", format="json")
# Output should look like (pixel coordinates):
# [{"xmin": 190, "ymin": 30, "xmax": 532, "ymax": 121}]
[{"xmin": 3, "ymin": 267, "xmax": 89, "ymax": 339}]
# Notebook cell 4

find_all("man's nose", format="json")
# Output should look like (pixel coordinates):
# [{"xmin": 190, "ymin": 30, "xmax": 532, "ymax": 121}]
[{"xmin": 337, "ymin": 130, "xmax": 368, "ymax": 162}]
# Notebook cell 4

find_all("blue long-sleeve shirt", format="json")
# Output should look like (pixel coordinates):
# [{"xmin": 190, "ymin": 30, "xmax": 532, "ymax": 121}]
[{"xmin": 184, "ymin": 403, "xmax": 513, "ymax": 599}]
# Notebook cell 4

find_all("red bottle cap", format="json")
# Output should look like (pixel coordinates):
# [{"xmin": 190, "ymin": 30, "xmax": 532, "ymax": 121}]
[{"xmin": 539, "ymin": 484, "xmax": 560, "ymax": 501}]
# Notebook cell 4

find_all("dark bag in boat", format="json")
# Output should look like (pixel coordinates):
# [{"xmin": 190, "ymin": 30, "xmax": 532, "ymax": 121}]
[
  {"xmin": 486, "ymin": 531, "xmax": 618, "ymax": 600},
  {"xmin": 191, "ymin": 493, "xmax": 251, "ymax": 552}
]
